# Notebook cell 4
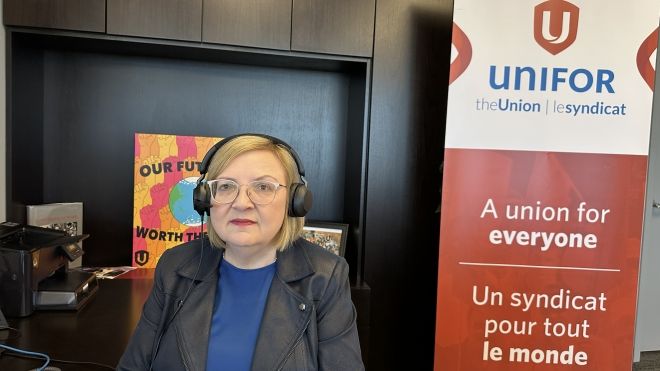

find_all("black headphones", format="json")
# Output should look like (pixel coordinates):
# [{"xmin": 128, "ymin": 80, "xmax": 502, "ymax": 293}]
[{"xmin": 192, "ymin": 133, "xmax": 313, "ymax": 217}]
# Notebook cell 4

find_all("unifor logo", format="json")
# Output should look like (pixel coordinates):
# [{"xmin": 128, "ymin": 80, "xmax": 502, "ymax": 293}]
[
  {"xmin": 135, "ymin": 250, "xmax": 150, "ymax": 266},
  {"xmin": 534, "ymin": 0, "xmax": 579, "ymax": 55}
]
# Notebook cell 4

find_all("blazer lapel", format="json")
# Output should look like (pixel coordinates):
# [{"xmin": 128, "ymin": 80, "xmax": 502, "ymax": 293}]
[
  {"xmin": 251, "ymin": 242, "xmax": 315, "ymax": 370},
  {"xmin": 173, "ymin": 244, "xmax": 223, "ymax": 371},
  {"xmin": 251, "ymin": 277, "xmax": 313, "ymax": 370}
]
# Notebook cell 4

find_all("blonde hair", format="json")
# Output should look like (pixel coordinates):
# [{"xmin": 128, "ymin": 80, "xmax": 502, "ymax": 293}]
[{"xmin": 204, "ymin": 135, "xmax": 305, "ymax": 251}]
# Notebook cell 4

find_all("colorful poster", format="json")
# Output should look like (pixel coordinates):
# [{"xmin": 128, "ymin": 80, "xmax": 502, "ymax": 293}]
[
  {"xmin": 435, "ymin": 1, "xmax": 659, "ymax": 370},
  {"xmin": 132, "ymin": 133, "xmax": 222, "ymax": 268}
]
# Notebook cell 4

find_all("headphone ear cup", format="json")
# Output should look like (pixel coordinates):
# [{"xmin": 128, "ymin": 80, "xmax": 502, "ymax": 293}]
[
  {"xmin": 193, "ymin": 182, "xmax": 212, "ymax": 216},
  {"xmin": 289, "ymin": 183, "xmax": 313, "ymax": 217}
]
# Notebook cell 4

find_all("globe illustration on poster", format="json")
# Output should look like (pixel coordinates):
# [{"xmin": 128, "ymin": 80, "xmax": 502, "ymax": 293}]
[{"xmin": 169, "ymin": 177, "xmax": 204, "ymax": 227}]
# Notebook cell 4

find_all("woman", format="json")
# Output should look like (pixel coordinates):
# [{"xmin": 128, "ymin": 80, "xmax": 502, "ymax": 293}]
[{"xmin": 118, "ymin": 134, "xmax": 364, "ymax": 370}]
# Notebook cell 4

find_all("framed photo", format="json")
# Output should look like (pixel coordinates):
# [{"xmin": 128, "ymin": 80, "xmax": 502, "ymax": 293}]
[{"xmin": 301, "ymin": 221, "xmax": 349, "ymax": 257}]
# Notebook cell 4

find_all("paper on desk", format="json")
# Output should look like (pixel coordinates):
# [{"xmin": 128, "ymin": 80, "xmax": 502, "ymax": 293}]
[{"xmin": 75, "ymin": 266, "xmax": 137, "ymax": 279}]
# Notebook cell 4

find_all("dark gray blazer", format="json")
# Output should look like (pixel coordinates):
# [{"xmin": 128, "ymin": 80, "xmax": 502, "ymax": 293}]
[{"xmin": 117, "ymin": 238, "xmax": 364, "ymax": 370}]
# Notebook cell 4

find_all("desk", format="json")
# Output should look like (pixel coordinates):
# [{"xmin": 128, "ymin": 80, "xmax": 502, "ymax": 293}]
[
  {"xmin": 1, "ymin": 270, "xmax": 370, "ymax": 370},
  {"xmin": 0, "ymin": 272, "xmax": 153, "ymax": 370}
]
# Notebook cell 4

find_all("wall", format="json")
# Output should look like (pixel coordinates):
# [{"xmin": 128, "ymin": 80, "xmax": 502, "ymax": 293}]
[{"xmin": 365, "ymin": 0, "xmax": 453, "ymax": 368}]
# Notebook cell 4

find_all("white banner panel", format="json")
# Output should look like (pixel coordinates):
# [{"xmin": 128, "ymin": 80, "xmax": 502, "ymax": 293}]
[{"xmin": 446, "ymin": 1, "xmax": 659, "ymax": 155}]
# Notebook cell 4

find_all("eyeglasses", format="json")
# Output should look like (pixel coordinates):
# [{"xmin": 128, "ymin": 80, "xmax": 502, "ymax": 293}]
[{"xmin": 207, "ymin": 179, "xmax": 287, "ymax": 205}]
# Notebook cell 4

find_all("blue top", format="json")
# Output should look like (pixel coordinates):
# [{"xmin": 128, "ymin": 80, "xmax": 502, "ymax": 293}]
[{"xmin": 206, "ymin": 258, "xmax": 276, "ymax": 371}]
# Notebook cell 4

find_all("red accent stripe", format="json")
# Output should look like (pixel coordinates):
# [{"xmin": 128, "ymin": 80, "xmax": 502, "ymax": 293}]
[
  {"xmin": 449, "ymin": 23, "xmax": 472, "ymax": 85},
  {"xmin": 637, "ymin": 27, "xmax": 658, "ymax": 91}
]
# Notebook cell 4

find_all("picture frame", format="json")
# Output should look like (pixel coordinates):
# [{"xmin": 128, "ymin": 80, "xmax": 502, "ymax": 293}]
[{"xmin": 301, "ymin": 221, "xmax": 349, "ymax": 257}]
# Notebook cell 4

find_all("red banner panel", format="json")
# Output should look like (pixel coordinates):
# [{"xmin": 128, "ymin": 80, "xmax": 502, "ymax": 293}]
[{"xmin": 435, "ymin": 148, "xmax": 647, "ymax": 370}]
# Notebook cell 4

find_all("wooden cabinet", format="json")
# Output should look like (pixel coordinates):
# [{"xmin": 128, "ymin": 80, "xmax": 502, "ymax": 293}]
[
  {"xmin": 203, "ymin": 0, "xmax": 292, "ymax": 50},
  {"xmin": 292, "ymin": 0, "xmax": 375, "ymax": 57},
  {"xmin": 4, "ymin": 0, "xmax": 376, "ymax": 57},
  {"xmin": 3, "ymin": 0, "xmax": 105, "ymax": 33},
  {"xmin": 107, "ymin": 0, "xmax": 203, "ymax": 42}
]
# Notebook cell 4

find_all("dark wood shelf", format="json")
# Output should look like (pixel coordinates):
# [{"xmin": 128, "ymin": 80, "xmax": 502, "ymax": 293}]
[{"xmin": 5, "ymin": 31, "xmax": 369, "ymax": 287}]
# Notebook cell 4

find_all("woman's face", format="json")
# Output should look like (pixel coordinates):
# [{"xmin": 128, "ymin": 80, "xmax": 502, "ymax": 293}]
[{"xmin": 209, "ymin": 149, "xmax": 288, "ymax": 252}]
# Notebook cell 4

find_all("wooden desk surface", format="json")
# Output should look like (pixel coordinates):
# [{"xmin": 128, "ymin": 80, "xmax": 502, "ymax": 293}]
[
  {"xmin": 0, "ymin": 274, "xmax": 154, "ymax": 370},
  {"xmin": 1, "ymin": 269, "xmax": 370, "ymax": 369}
]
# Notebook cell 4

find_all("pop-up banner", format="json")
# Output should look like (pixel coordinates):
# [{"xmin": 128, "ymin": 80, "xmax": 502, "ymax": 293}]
[{"xmin": 435, "ymin": 1, "xmax": 659, "ymax": 370}]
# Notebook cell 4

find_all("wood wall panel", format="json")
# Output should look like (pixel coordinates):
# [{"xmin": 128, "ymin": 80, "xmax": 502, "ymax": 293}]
[
  {"xmin": 365, "ymin": 0, "xmax": 454, "ymax": 369},
  {"xmin": 292, "ymin": 0, "xmax": 375, "ymax": 57},
  {"xmin": 203, "ymin": 0, "xmax": 291, "ymax": 50},
  {"xmin": 107, "ymin": 0, "xmax": 202, "ymax": 42},
  {"xmin": 3, "ymin": 0, "xmax": 105, "ymax": 33},
  {"xmin": 6, "ymin": 34, "xmax": 45, "ymax": 222}
]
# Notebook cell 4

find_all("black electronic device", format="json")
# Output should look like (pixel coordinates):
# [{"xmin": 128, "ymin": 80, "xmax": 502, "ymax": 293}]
[
  {"xmin": 34, "ymin": 269, "xmax": 98, "ymax": 311},
  {"xmin": 0, "ymin": 222, "xmax": 93, "ymax": 317},
  {"xmin": 192, "ymin": 133, "xmax": 313, "ymax": 217}
]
